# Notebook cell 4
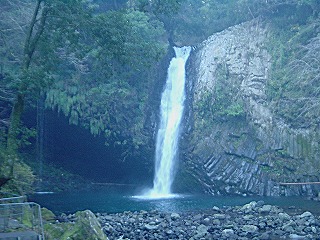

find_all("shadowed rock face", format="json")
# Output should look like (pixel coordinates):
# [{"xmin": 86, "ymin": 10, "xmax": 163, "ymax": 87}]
[{"xmin": 184, "ymin": 19, "xmax": 320, "ymax": 196}]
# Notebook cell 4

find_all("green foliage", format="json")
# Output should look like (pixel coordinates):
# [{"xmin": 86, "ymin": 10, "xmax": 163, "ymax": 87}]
[
  {"xmin": 140, "ymin": 0, "xmax": 317, "ymax": 45},
  {"xmin": 46, "ymin": 78, "xmax": 151, "ymax": 157},
  {"xmin": 1, "ymin": 0, "xmax": 93, "ymax": 95},
  {"xmin": 44, "ymin": 8, "xmax": 167, "ymax": 158},
  {"xmin": 194, "ymin": 90, "xmax": 214, "ymax": 120},
  {"xmin": 0, "ymin": 122, "xmax": 36, "ymax": 194},
  {"xmin": 0, "ymin": 0, "xmax": 93, "ymax": 194},
  {"xmin": 90, "ymin": 10, "xmax": 167, "ymax": 79},
  {"xmin": 195, "ymin": 62, "xmax": 245, "ymax": 129},
  {"xmin": 265, "ymin": 4, "xmax": 320, "ymax": 128},
  {"xmin": 135, "ymin": 0, "xmax": 182, "ymax": 16},
  {"xmin": 0, "ymin": 156, "xmax": 35, "ymax": 194},
  {"xmin": 224, "ymin": 103, "xmax": 245, "ymax": 117},
  {"xmin": 163, "ymin": 0, "xmax": 258, "ymax": 44},
  {"xmin": 123, "ymin": 10, "xmax": 167, "ymax": 69}
]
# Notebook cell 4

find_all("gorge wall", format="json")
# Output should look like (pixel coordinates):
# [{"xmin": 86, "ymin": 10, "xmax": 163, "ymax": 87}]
[{"xmin": 183, "ymin": 19, "xmax": 320, "ymax": 197}]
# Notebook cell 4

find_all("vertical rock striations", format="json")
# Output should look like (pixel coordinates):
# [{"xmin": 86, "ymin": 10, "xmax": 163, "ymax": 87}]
[{"xmin": 185, "ymin": 19, "xmax": 320, "ymax": 196}]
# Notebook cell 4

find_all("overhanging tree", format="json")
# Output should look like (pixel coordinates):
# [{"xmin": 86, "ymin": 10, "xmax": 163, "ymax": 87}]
[
  {"xmin": 45, "ymin": 9, "xmax": 168, "ymax": 160},
  {"xmin": 0, "ymin": 0, "xmax": 92, "ymax": 193}
]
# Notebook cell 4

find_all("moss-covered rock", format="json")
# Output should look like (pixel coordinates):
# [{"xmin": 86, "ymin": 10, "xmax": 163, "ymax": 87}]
[
  {"xmin": 41, "ymin": 207, "xmax": 56, "ymax": 223},
  {"xmin": 44, "ymin": 210, "xmax": 107, "ymax": 240},
  {"xmin": 0, "ymin": 156, "xmax": 35, "ymax": 195}
]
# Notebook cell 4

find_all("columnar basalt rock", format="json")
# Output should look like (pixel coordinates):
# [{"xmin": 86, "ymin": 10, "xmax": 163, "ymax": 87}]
[{"xmin": 184, "ymin": 19, "xmax": 320, "ymax": 196}]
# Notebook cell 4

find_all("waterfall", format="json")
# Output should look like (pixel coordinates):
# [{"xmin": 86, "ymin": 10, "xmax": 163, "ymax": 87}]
[
  {"xmin": 147, "ymin": 46, "xmax": 191, "ymax": 198},
  {"xmin": 36, "ymin": 96, "xmax": 45, "ymax": 190}
]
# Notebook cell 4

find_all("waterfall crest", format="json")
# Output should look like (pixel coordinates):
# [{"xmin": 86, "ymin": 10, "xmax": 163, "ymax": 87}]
[{"xmin": 147, "ymin": 46, "xmax": 191, "ymax": 199}]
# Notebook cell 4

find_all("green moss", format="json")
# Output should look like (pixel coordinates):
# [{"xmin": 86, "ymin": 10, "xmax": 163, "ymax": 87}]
[
  {"xmin": 260, "ymin": 165, "xmax": 272, "ymax": 172},
  {"xmin": 41, "ymin": 208, "xmax": 56, "ymax": 223},
  {"xmin": 275, "ymin": 149, "xmax": 290, "ymax": 158},
  {"xmin": 296, "ymin": 134, "xmax": 312, "ymax": 159},
  {"xmin": 228, "ymin": 132, "xmax": 247, "ymax": 150},
  {"xmin": 0, "ymin": 160, "xmax": 35, "ymax": 195},
  {"xmin": 44, "ymin": 210, "xmax": 107, "ymax": 240},
  {"xmin": 44, "ymin": 222, "xmax": 73, "ymax": 240},
  {"xmin": 224, "ymin": 102, "xmax": 245, "ymax": 117},
  {"xmin": 194, "ymin": 62, "xmax": 245, "ymax": 135}
]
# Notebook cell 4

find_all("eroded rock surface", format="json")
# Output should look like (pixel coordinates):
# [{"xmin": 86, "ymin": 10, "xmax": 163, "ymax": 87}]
[{"xmin": 185, "ymin": 19, "xmax": 320, "ymax": 196}]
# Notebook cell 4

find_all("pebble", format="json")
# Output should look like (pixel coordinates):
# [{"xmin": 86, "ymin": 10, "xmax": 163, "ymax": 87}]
[
  {"xmin": 289, "ymin": 233, "xmax": 307, "ymax": 239},
  {"xmin": 62, "ymin": 201, "xmax": 320, "ymax": 239}
]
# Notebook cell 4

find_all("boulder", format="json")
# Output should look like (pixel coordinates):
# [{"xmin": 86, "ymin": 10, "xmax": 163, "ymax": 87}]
[
  {"xmin": 241, "ymin": 224, "xmax": 259, "ymax": 234},
  {"xmin": 259, "ymin": 205, "xmax": 272, "ymax": 213},
  {"xmin": 278, "ymin": 212, "xmax": 291, "ymax": 221},
  {"xmin": 213, "ymin": 213, "xmax": 226, "ymax": 220},
  {"xmin": 194, "ymin": 224, "xmax": 208, "ymax": 238},
  {"xmin": 289, "ymin": 233, "xmax": 307, "ymax": 239},
  {"xmin": 212, "ymin": 206, "xmax": 220, "ymax": 211},
  {"xmin": 44, "ymin": 210, "xmax": 107, "ymax": 240},
  {"xmin": 102, "ymin": 223, "xmax": 115, "ymax": 234},
  {"xmin": 170, "ymin": 213, "xmax": 181, "ymax": 220},
  {"xmin": 298, "ymin": 212, "xmax": 313, "ymax": 219},
  {"xmin": 144, "ymin": 223, "xmax": 158, "ymax": 231},
  {"xmin": 41, "ymin": 208, "xmax": 56, "ymax": 223},
  {"xmin": 222, "ymin": 228, "xmax": 234, "ymax": 237},
  {"xmin": 241, "ymin": 201, "xmax": 257, "ymax": 212},
  {"xmin": 201, "ymin": 217, "xmax": 211, "ymax": 226}
]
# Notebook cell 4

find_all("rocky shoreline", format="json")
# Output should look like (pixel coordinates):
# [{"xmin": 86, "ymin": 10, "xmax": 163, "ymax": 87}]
[{"xmin": 90, "ymin": 201, "xmax": 320, "ymax": 240}]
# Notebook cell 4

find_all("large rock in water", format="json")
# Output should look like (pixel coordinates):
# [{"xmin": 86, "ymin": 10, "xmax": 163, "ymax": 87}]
[
  {"xmin": 73, "ymin": 210, "xmax": 107, "ymax": 240},
  {"xmin": 183, "ymin": 19, "xmax": 320, "ymax": 196},
  {"xmin": 44, "ymin": 210, "xmax": 107, "ymax": 240}
]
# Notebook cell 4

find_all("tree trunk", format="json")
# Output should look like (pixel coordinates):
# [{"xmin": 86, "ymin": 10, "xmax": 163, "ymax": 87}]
[
  {"xmin": 6, "ymin": 93, "xmax": 24, "ymax": 154},
  {"xmin": 2, "ymin": 93, "xmax": 24, "ymax": 179},
  {"xmin": 5, "ymin": 0, "xmax": 45, "ymax": 155}
]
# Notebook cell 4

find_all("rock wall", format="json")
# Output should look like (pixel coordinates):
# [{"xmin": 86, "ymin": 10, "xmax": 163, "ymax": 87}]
[{"xmin": 184, "ymin": 19, "xmax": 320, "ymax": 196}]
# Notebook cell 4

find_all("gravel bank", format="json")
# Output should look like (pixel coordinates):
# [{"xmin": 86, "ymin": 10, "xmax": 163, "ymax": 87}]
[{"xmin": 93, "ymin": 201, "xmax": 320, "ymax": 239}]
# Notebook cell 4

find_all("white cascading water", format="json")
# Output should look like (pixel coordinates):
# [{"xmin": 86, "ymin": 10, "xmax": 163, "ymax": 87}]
[{"xmin": 147, "ymin": 46, "xmax": 191, "ymax": 199}]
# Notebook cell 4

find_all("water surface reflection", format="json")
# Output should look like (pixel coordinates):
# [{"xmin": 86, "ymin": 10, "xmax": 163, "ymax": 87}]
[{"xmin": 29, "ymin": 186, "xmax": 320, "ymax": 215}]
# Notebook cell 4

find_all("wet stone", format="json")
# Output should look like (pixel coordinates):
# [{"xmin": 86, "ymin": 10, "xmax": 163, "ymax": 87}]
[
  {"xmin": 289, "ymin": 233, "xmax": 308, "ymax": 239},
  {"xmin": 259, "ymin": 205, "xmax": 272, "ymax": 213},
  {"xmin": 201, "ymin": 217, "xmax": 211, "ymax": 226},
  {"xmin": 299, "ymin": 212, "xmax": 313, "ymax": 219},
  {"xmin": 241, "ymin": 224, "xmax": 258, "ymax": 233},
  {"xmin": 213, "ymin": 213, "xmax": 226, "ymax": 219},
  {"xmin": 144, "ymin": 224, "xmax": 158, "ymax": 231},
  {"xmin": 212, "ymin": 219, "xmax": 221, "ymax": 225},
  {"xmin": 93, "ymin": 202, "xmax": 320, "ymax": 240},
  {"xmin": 222, "ymin": 228, "xmax": 234, "ymax": 237},
  {"xmin": 171, "ymin": 213, "xmax": 181, "ymax": 220}
]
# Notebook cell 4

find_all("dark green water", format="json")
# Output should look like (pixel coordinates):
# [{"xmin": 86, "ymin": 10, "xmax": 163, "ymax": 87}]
[{"xmin": 29, "ymin": 186, "xmax": 320, "ymax": 215}]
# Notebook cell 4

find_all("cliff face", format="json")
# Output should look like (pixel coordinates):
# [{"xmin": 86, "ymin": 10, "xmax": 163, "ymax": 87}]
[{"xmin": 185, "ymin": 19, "xmax": 320, "ymax": 197}]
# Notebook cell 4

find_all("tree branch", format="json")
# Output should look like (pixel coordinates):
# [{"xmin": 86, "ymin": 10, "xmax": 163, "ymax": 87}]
[{"xmin": 23, "ymin": 0, "xmax": 44, "ymax": 69}]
